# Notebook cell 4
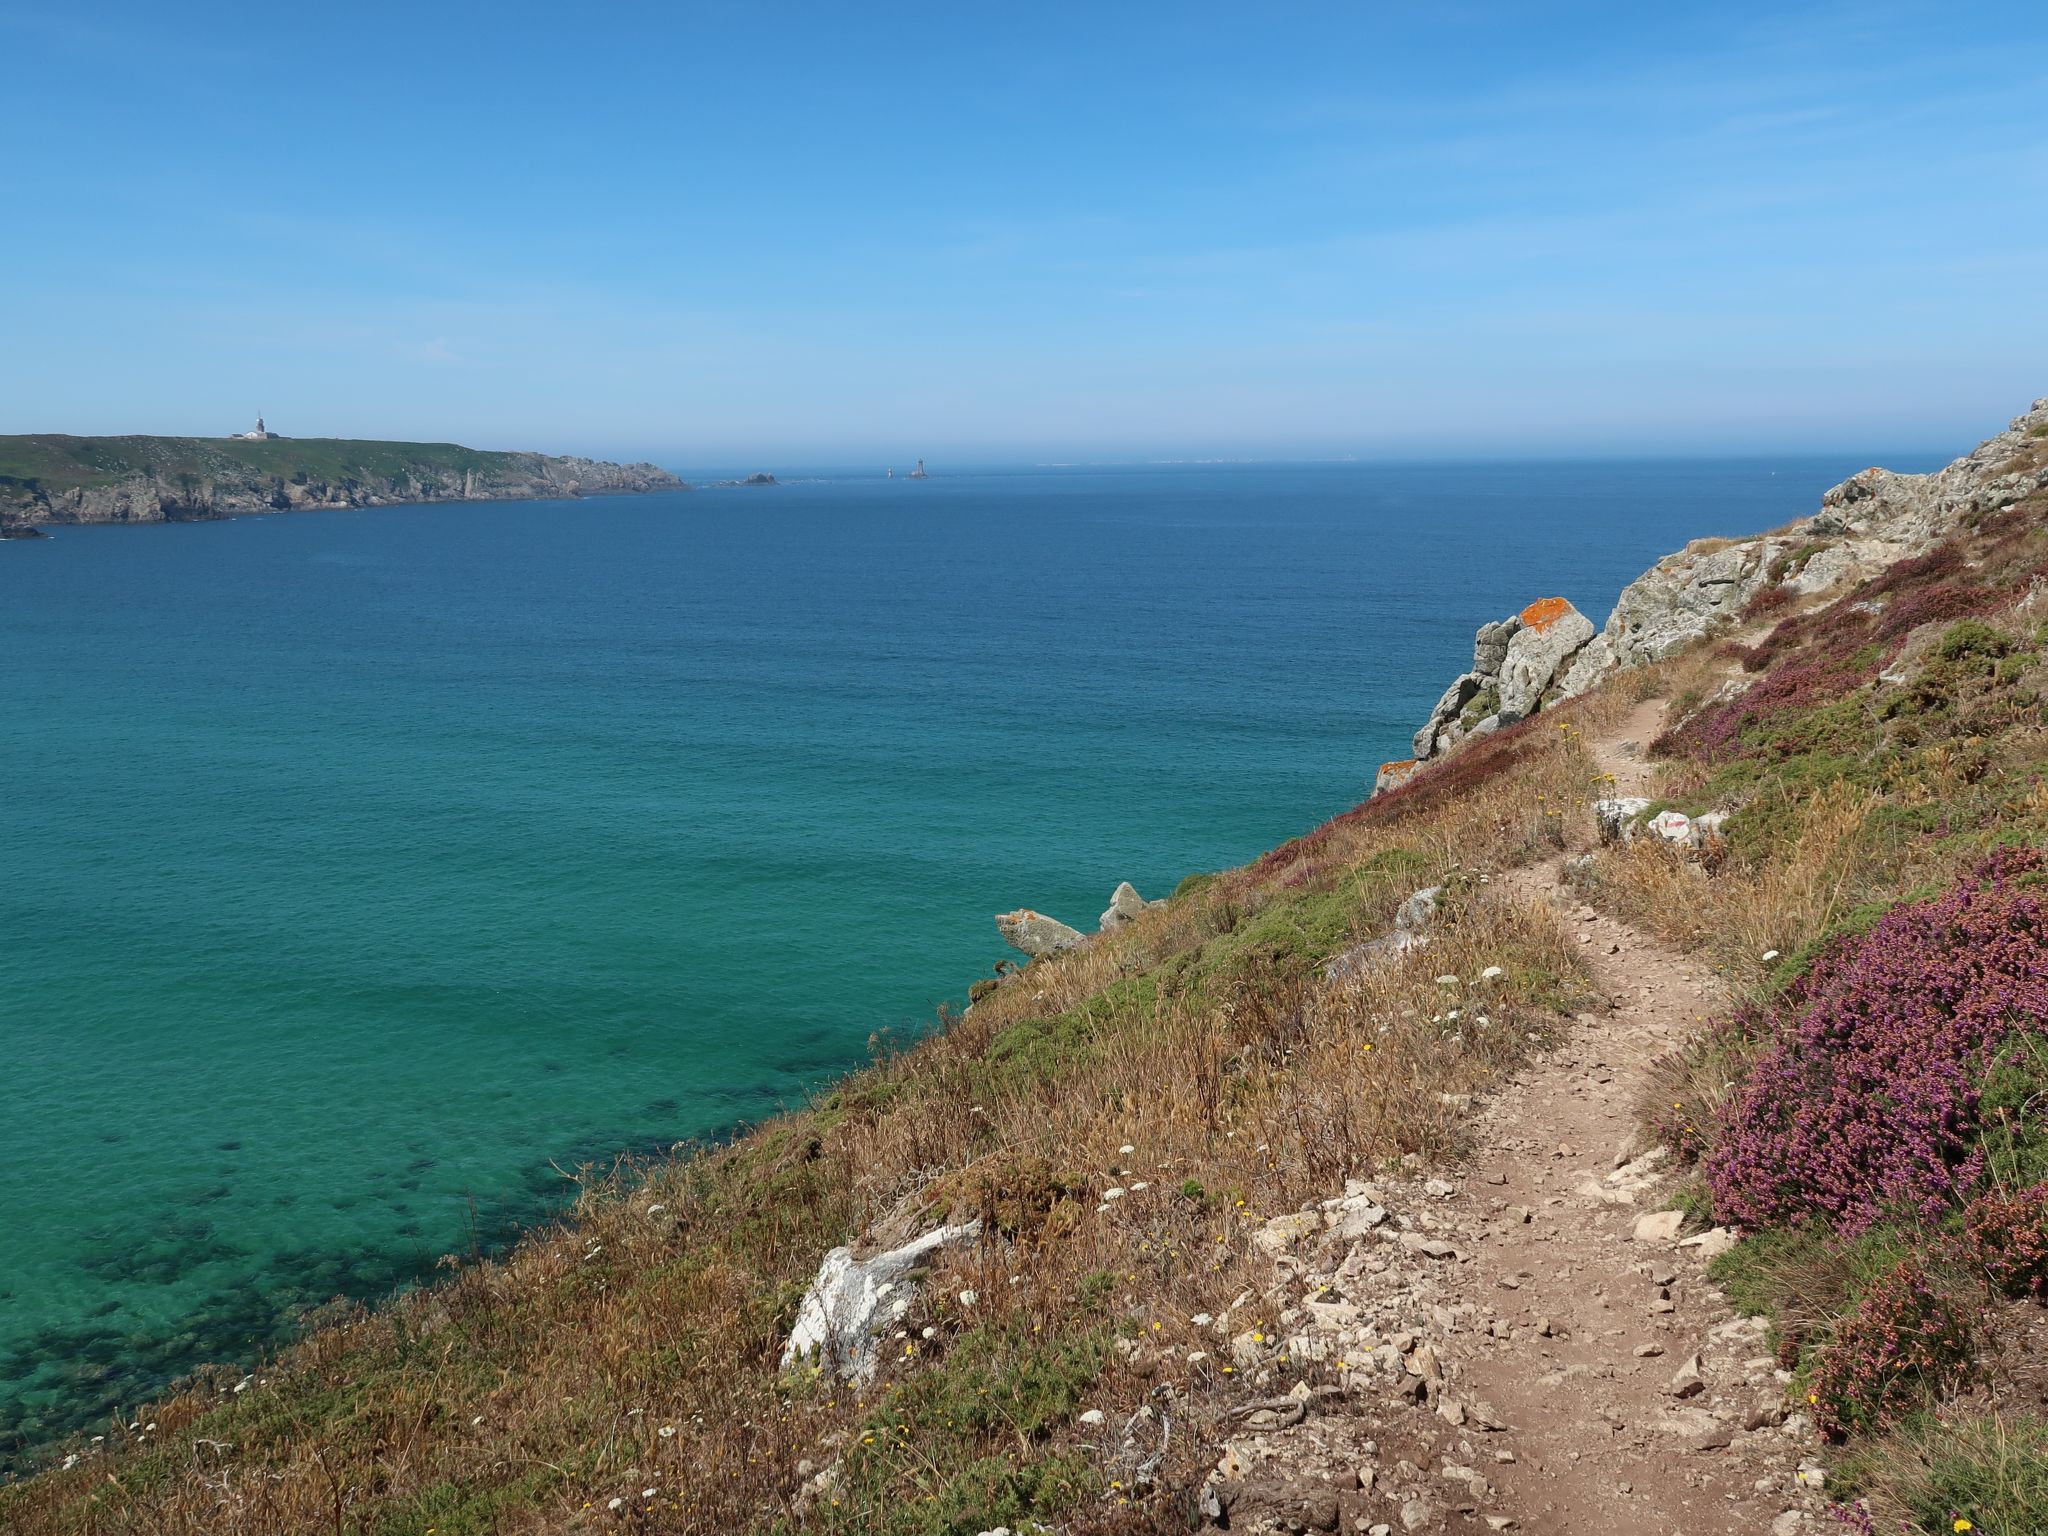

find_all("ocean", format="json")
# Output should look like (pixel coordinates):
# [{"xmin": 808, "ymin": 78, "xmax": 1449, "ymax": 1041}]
[{"xmin": 0, "ymin": 455, "xmax": 1919, "ymax": 1458}]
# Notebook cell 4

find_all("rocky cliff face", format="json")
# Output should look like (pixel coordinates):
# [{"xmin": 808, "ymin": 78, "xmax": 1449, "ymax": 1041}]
[
  {"xmin": 4, "ymin": 443, "xmax": 684, "ymax": 527},
  {"xmin": 1384, "ymin": 396, "xmax": 2048, "ymax": 792}
]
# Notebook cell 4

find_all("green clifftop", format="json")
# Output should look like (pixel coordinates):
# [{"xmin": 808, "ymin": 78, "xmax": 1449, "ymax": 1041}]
[{"xmin": 0, "ymin": 434, "xmax": 683, "ymax": 532}]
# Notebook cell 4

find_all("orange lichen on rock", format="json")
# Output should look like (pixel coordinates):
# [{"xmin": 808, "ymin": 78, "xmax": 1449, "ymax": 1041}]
[{"xmin": 1518, "ymin": 596, "xmax": 1574, "ymax": 633}]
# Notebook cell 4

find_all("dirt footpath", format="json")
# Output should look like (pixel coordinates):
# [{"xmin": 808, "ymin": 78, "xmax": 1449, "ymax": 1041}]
[{"xmin": 1204, "ymin": 695, "xmax": 1828, "ymax": 1536}]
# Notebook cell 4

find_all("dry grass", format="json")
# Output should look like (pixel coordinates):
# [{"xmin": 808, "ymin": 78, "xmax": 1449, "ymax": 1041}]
[
  {"xmin": 1839, "ymin": 1405, "xmax": 2048, "ymax": 1533},
  {"xmin": 20, "ymin": 488, "xmax": 2046, "ymax": 1533},
  {"xmin": 0, "ymin": 682, "xmax": 1610, "ymax": 1536},
  {"xmin": 1596, "ymin": 778, "xmax": 1881, "ymax": 988}
]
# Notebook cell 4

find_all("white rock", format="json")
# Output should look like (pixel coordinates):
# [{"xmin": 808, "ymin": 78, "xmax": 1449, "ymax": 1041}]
[
  {"xmin": 1678, "ymin": 1226, "xmax": 1739, "ymax": 1260},
  {"xmin": 1632, "ymin": 1209, "xmax": 1686, "ymax": 1243},
  {"xmin": 1649, "ymin": 809, "xmax": 1693, "ymax": 843},
  {"xmin": 1594, "ymin": 797, "xmax": 1653, "ymax": 844},
  {"xmin": 781, "ymin": 1221, "xmax": 982, "ymax": 1381}
]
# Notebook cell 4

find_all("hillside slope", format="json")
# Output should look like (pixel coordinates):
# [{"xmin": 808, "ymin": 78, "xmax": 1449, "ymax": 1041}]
[
  {"xmin": 0, "ymin": 434, "xmax": 683, "ymax": 533},
  {"xmin": 3, "ymin": 402, "xmax": 2045, "ymax": 1536}
]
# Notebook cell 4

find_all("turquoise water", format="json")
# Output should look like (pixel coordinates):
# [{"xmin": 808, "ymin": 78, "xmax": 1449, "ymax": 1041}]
[{"xmin": 0, "ymin": 458, "xmax": 1905, "ymax": 1457}]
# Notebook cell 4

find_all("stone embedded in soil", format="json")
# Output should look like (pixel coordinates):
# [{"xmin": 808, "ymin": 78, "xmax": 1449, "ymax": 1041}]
[
  {"xmin": 1668, "ymin": 1354, "xmax": 1705, "ymax": 1398},
  {"xmin": 1631, "ymin": 1209, "xmax": 1685, "ymax": 1242}
]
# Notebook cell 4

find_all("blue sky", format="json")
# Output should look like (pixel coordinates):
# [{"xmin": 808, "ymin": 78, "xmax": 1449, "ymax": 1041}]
[{"xmin": 2, "ymin": 1, "xmax": 2044, "ymax": 463}]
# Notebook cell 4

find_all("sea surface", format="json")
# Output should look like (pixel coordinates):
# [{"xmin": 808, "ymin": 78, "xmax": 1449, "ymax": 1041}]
[{"xmin": 0, "ymin": 456, "xmax": 1925, "ymax": 1459}]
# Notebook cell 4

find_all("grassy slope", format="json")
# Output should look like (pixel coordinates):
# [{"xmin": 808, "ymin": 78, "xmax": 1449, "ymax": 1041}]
[
  {"xmin": 0, "ymin": 687, "xmax": 1617, "ymax": 1533},
  {"xmin": 0, "ymin": 435, "xmax": 546, "ymax": 500},
  {"xmin": 1592, "ymin": 476, "xmax": 2048, "ymax": 1533},
  {"xmin": 3, "ymin": 457, "xmax": 2046, "ymax": 1534}
]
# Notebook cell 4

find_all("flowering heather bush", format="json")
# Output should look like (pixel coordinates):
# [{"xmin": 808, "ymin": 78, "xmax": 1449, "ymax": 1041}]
[
  {"xmin": 1806, "ymin": 1257, "xmax": 1977, "ymax": 1442},
  {"xmin": 1706, "ymin": 848, "xmax": 2048, "ymax": 1233},
  {"xmin": 1658, "ymin": 541, "xmax": 2014, "ymax": 765},
  {"xmin": 1960, "ymin": 1180, "xmax": 2048, "ymax": 1301}
]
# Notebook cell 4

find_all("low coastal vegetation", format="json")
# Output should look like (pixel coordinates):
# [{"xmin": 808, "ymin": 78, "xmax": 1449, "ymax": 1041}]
[
  {"xmin": 5, "ymin": 404, "xmax": 2047, "ymax": 1534},
  {"xmin": 1601, "ymin": 472, "xmax": 2048, "ymax": 1532}
]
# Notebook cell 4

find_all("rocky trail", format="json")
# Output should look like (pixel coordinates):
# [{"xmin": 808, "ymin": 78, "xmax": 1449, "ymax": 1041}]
[{"xmin": 1208, "ymin": 696, "xmax": 1830, "ymax": 1536}]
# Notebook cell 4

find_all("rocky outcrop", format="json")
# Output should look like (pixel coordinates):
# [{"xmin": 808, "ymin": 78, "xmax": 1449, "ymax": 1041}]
[
  {"xmin": 1374, "ymin": 758, "xmax": 1422, "ymax": 796},
  {"xmin": 1325, "ymin": 885, "xmax": 1440, "ymax": 979},
  {"xmin": 995, "ymin": 883, "xmax": 1165, "ymax": 954},
  {"xmin": 1391, "ymin": 398, "xmax": 2048, "ymax": 787},
  {"xmin": 1595, "ymin": 537, "xmax": 1788, "ymax": 671},
  {"xmin": 1098, "ymin": 881, "xmax": 1167, "ymax": 932},
  {"xmin": 780, "ymin": 1221, "xmax": 981, "ymax": 1382},
  {"xmin": 995, "ymin": 908, "xmax": 1086, "ymax": 957},
  {"xmin": 1587, "ymin": 396, "xmax": 2048, "ymax": 682},
  {"xmin": 1815, "ymin": 397, "xmax": 2048, "ymax": 545},
  {"xmin": 1404, "ymin": 598, "xmax": 1598, "ymax": 775}
]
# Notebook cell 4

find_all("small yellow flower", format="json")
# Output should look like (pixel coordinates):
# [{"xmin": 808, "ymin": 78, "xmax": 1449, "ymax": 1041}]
[{"xmin": 1953, "ymin": 1521, "xmax": 1973, "ymax": 1533}]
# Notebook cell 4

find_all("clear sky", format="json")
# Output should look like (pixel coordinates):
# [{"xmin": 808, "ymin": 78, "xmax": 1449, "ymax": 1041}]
[{"xmin": 2, "ymin": 1, "xmax": 2044, "ymax": 464}]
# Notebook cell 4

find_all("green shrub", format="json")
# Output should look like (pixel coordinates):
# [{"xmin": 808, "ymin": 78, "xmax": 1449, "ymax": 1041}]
[
  {"xmin": 1936, "ymin": 621, "xmax": 2016, "ymax": 663},
  {"xmin": 1837, "ymin": 1409, "xmax": 2048, "ymax": 1536}
]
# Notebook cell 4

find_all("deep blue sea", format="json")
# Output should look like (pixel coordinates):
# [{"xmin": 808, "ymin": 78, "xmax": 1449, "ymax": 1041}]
[{"xmin": 0, "ymin": 456, "xmax": 1923, "ymax": 1458}]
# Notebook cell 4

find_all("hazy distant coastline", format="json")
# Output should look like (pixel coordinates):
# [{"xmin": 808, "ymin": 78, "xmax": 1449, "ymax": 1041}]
[{"xmin": 0, "ymin": 434, "xmax": 684, "ymax": 537}]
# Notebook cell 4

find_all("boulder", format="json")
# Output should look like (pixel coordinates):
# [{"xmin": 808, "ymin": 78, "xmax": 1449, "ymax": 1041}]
[
  {"xmin": 995, "ymin": 909, "xmax": 1085, "ymax": 957},
  {"xmin": 1098, "ymin": 881, "xmax": 1148, "ymax": 931},
  {"xmin": 1374, "ymin": 758, "xmax": 1422, "ymax": 796},
  {"xmin": 1632, "ymin": 1209, "xmax": 1686, "ymax": 1243},
  {"xmin": 1496, "ymin": 598, "xmax": 1596, "ymax": 720},
  {"xmin": 781, "ymin": 1221, "xmax": 981, "ymax": 1381},
  {"xmin": 1648, "ymin": 809, "xmax": 1693, "ymax": 844},
  {"xmin": 1395, "ymin": 885, "xmax": 1440, "ymax": 933},
  {"xmin": 1679, "ymin": 1226, "xmax": 1740, "ymax": 1260},
  {"xmin": 1324, "ymin": 885, "xmax": 1440, "ymax": 980},
  {"xmin": 1593, "ymin": 797, "xmax": 1652, "ymax": 844}
]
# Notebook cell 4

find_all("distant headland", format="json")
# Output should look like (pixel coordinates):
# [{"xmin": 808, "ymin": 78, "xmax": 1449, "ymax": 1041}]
[{"xmin": 0, "ymin": 423, "xmax": 685, "ymax": 537}]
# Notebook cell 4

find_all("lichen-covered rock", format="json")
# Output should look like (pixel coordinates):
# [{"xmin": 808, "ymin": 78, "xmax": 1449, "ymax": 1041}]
[
  {"xmin": 1600, "ymin": 538, "xmax": 1783, "ymax": 671},
  {"xmin": 1401, "ymin": 599, "xmax": 1595, "ymax": 775},
  {"xmin": 1374, "ymin": 758, "xmax": 1421, "ymax": 796},
  {"xmin": 1813, "ymin": 398, "xmax": 2048, "ymax": 547},
  {"xmin": 1387, "ymin": 399, "xmax": 2048, "ymax": 791},
  {"xmin": 1554, "ymin": 632, "xmax": 1615, "ymax": 700},
  {"xmin": 996, "ymin": 908, "xmax": 1085, "ymax": 956},
  {"xmin": 1496, "ymin": 597, "xmax": 1596, "ymax": 720}
]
